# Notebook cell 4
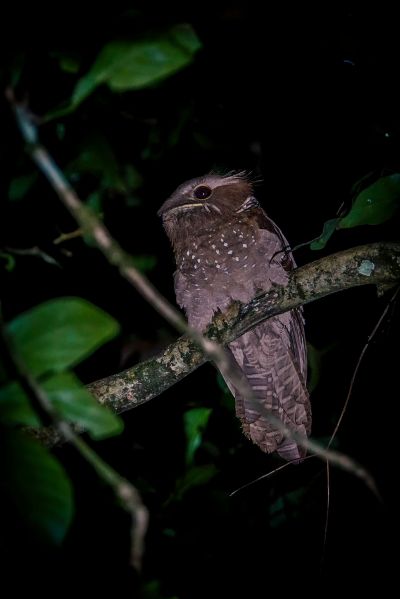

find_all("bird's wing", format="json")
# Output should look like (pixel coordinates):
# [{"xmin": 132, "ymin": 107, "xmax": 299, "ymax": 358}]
[{"xmin": 228, "ymin": 317, "xmax": 311, "ymax": 461}]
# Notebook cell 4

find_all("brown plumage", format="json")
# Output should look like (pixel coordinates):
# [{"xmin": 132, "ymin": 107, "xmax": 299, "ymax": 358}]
[{"xmin": 158, "ymin": 172, "xmax": 311, "ymax": 460}]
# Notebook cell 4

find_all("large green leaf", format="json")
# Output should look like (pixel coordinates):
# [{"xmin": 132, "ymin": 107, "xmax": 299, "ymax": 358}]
[
  {"xmin": 0, "ymin": 430, "xmax": 74, "ymax": 543},
  {"xmin": 184, "ymin": 407, "xmax": 212, "ymax": 465},
  {"xmin": 44, "ymin": 372, "xmax": 123, "ymax": 439},
  {"xmin": 7, "ymin": 297, "xmax": 120, "ymax": 378},
  {"xmin": 72, "ymin": 24, "xmax": 201, "ymax": 106},
  {"xmin": 339, "ymin": 173, "xmax": 400, "ymax": 228},
  {"xmin": 0, "ymin": 381, "xmax": 41, "ymax": 427}
]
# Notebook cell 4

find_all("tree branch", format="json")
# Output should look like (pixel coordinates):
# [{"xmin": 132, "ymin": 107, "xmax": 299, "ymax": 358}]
[{"xmin": 86, "ymin": 241, "xmax": 400, "ymax": 412}]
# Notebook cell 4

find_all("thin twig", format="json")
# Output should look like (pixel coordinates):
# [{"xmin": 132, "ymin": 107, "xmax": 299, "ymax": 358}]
[
  {"xmin": 0, "ymin": 316, "xmax": 148, "ymax": 570},
  {"xmin": 4, "ymin": 246, "xmax": 61, "ymax": 267},
  {"xmin": 328, "ymin": 286, "xmax": 400, "ymax": 448},
  {"xmin": 53, "ymin": 228, "xmax": 83, "ymax": 245},
  {"xmin": 229, "ymin": 455, "xmax": 316, "ymax": 497}
]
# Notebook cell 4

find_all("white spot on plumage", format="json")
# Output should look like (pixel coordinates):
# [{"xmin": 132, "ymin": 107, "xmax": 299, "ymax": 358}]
[
  {"xmin": 223, "ymin": 242, "xmax": 228, "ymax": 247},
  {"xmin": 211, "ymin": 244, "xmax": 216, "ymax": 249},
  {"xmin": 242, "ymin": 243, "xmax": 247, "ymax": 248},
  {"xmin": 186, "ymin": 250, "xmax": 190, "ymax": 256},
  {"xmin": 234, "ymin": 257, "xmax": 239, "ymax": 261},
  {"xmin": 228, "ymin": 250, "xmax": 233, "ymax": 255},
  {"xmin": 197, "ymin": 258, "xmax": 201, "ymax": 263},
  {"xmin": 192, "ymin": 255, "xmax": 195, "ymax": 259},
  {"xmin": 216, "ymin": 249, "xmax": 220, "ymax": 254},
  {"xmin": 216, "ymin": 264, "xmax": 221, "ymax": 269}
]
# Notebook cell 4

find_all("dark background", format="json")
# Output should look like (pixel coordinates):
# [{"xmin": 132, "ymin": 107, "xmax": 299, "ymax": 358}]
[{"xmin": 0, "ymin": 3, "xmax": 399, "ymax": 596}]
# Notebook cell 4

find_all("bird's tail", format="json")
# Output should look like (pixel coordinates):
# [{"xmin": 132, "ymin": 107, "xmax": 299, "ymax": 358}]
[{"xmin": 226, "ymin": 321, "xmax": 311, "ymax": 461}]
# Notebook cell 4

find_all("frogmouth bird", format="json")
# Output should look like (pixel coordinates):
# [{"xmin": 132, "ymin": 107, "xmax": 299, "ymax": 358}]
[{"xmin": 158, "ymin": 172, "xmax": 311, "ymax": 460}]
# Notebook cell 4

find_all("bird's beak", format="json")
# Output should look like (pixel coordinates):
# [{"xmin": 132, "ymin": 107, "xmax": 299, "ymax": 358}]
[{"xmin": 158, "ymin": 198, "xmax": 203, "ymax": 217}]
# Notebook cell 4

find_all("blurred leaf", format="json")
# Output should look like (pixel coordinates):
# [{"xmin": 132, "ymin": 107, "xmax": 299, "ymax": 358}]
[
  {"xmin": 86, "ymin": 191, "xmax": 103, "ymax": 215},
  {"xmin": 66, "ymin": 134, "xmax": 126, "ymax": 193},
  {"xmin": 0, "ymin": 381, "xmax": 41, "ymax": 427},
  {"xmin": 50, "ymin": 49, "xmax": 81, "ymax": 74},
  {"xmin": 269, "ymin": 487, "xmax": 307, "ymax": 528},
  {"xmin": 71, "ymin": 24, "xmax": 201, "ymax": 107},
  {"xmin": 174, "ymin": 464, "xmax": 218, "ymax": 500},
  {"xmin": 8, "ymin": 173, "xmax": 38, "ymax": 201},
  {"xmin": 310, "ymin": 218, "xmax": 341, "ymax": 250},
  {"xmin": 184, "ymin": 407, "xmax": 212, "ymax": 465},
  {"xmin": 131, "ymin": 255, "xmax": 157, "ymax": 272},
  {"xmin": 123, "ymin": 164, "xmax": 143, "ymax": 191},
  {"xmin": 56, "ymin": 123, "xmax": 66, "ymax": 140},
  {"xmin": 7, "ymin": 297, "xmax": 120, "ymax": 377},
  {"xmin": 141, "ymin": 580, "xmax": 179, "ymax": 599},
  {"xmin": 0, "ymin": 430, "xmax": 74, "ymax": 543},
  {"xmin": 339, "ymin": 173, "xmax": 400, "ymax": 228},
  {"xmin": 44, "ymin": 372, "xmax": 123, "ymax": 439},
  {"xmin": 0, "ymin": 358, "xmax": 8, "ymax": 385},
  {"xmin": 0, "ymin": 251, "xmax": 16, "ymax": 272},
  {"xmin": 59, "ymin": 56, "xmax": 81, "ymax": 74}
]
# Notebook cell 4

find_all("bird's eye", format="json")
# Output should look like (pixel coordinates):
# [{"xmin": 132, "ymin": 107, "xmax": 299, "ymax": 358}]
[{"xmin": 194, "ymin": 185, "xmax": 212, "ymax": 200}]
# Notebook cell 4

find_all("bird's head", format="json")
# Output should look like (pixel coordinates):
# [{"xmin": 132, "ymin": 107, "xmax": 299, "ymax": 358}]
[{"xmin": 158, "ymin": 172, "xmax": 257, "ymax": 244}]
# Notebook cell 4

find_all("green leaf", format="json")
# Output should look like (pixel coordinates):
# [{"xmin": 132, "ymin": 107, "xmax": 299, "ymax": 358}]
[
  {"xmin": 0, "ymin": 381, "xmax": 41, "ymax": 427},
  {"xmin": 7, "ymin": 297, "xmax": 120, "ymax": 377},
  {"xmin": 8, "ymin": 173, "xmax": 38, "ymax": 201},
  {"xmin": 0, "ymin": 251, "xmax": 16, "ymax": 272},
  {"xmin": 184, "ymin": 407, "xmax": 212, "ymax": 465},
  {"xmin": 131, "ymin": 255, "xmax": 157, "ymax": 272},
  {"xmin": 174, "ymin": 464, "xmax": 218, "ymax": 501},
  {"xmin": 71, "ymin": 24, "xmax": 201, "ymax": 107},
  {"xmin": 0, "ymin": 430, "xmax": 74, "ymax": 543},
  {"xmin": 44, "ymin": 372, "xmax": 123, "ymax": 439},
  {"xmin": 123, "ymin": 164, "xmax": 143, "ymax": 192},
  {"xmin": 66, "ymin": 134, "xmax": 126, "ymax": 193},
  {"xmin": 310, "ymin": 218, "xmax": 341, "ymax": 250},
  {"xmin": 338, "ymin": 173, "xmax": 400, "ymax": 228}
]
